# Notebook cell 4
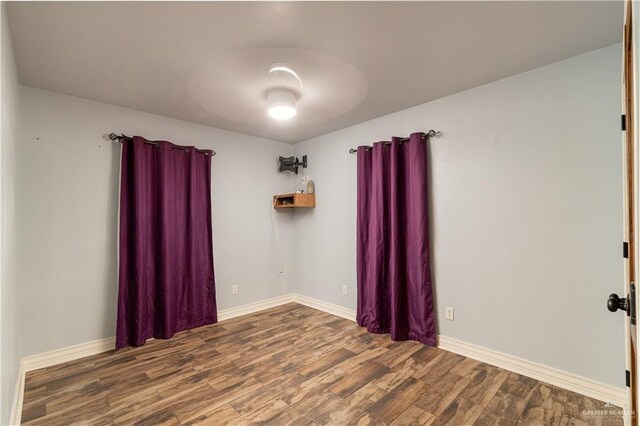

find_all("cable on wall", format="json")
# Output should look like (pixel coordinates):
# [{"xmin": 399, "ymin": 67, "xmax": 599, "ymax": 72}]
[{"xmin": 271, "ymin": 177, "xmax": 306, "ymax": 275}]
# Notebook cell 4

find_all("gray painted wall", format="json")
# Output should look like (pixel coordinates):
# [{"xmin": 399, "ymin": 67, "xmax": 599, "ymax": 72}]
[
  {"xmin": 1, "ymin": 3, "xmax": 21, "ymax": 423},
  {"xmin": 292, "ymin": 45, "xmax": 625, "ymax": 388},
  {"xmin": 18, "ymin": 87, "xmax": 296, "ymax": 357}
]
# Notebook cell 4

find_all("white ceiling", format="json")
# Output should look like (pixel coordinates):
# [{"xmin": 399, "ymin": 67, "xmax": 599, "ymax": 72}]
[{"xmin": 7, "ymin": 1, "xmax": 623, "ymax": 144}]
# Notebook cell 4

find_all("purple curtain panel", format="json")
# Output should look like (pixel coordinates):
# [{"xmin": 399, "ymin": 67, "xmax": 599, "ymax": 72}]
[
  {"xmin": 116, "ymin": 136, "xmax": 217, "ymax": 349},
  {"xmin": 356, "ymin": 132, "xmax": 436, "ymax": 346}
]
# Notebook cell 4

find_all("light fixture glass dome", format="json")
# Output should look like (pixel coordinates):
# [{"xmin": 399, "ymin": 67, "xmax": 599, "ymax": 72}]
[{"xmin": 267, "ymin": 89, "xmax": 297, "ymax": 120}]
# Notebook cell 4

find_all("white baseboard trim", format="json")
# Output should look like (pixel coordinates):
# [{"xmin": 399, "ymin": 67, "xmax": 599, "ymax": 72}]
[
  {"xmin": 22, "ymin": 336, "xmax": 117, "ymax": 373},
  {"xmin": 437, "ymin": 335, "xmax": 627, "ymax": 409},
  {"xmin": 218, "ymin": 294, "xmax": 295, "ymax": 321},
  {"xmin": 8, "ymin": 368, "xmax": 25, "ymax": 426},
  {"xmin": 9, "ymin": 293, "xmax": 628, "ymax": 423},
  {"xmin": 291, "ymin": 294, "xmax": 357, "ymax": 321}
]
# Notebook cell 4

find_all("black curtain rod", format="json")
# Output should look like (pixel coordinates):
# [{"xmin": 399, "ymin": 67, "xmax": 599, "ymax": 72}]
[
  {"xmin": 108, "ymin": 133, "xmax": 217, "ymax": 156},
  {"xmin": 348, "ymin": 129, "xmax": 442, "ymax": 154}
]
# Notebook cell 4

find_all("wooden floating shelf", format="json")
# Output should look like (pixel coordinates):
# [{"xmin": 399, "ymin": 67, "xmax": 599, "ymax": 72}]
[{"xmin": 273, "ymin": 193, "xmax": 316, "ymax": 209}]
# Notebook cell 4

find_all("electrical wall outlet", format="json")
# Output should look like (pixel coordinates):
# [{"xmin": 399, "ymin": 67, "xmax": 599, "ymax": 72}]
[
  {"xmin": 445, "ymin": 306, "xmax": 454, "ymax": 321},
  {"xmin": 232, "ymin": 285, "xmax": 238, "ymax": 295},
  {"xmin": 342, "ymin": 285, "xmax": 348, "ymax": 295}
]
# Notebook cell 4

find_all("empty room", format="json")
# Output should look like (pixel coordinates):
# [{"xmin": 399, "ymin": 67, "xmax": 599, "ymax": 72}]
[{"xmin": 1, "ymin": 0, "xmax": 639, "ymax": 425}]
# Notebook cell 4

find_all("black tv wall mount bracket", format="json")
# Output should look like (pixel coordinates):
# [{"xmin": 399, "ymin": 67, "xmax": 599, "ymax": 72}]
[{"xmin": 278, "ymin": 155, "xmax": 308, "ymax": 175}]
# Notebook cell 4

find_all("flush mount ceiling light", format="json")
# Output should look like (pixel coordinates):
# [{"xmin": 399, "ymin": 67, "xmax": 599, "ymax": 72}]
[
  {"xmin": 266, "ymin": 63, "xmax": 301, "ymax": 121},
  {"xmin": 267, "ymin": 88, "xmax": 297, "ymax": 120}
]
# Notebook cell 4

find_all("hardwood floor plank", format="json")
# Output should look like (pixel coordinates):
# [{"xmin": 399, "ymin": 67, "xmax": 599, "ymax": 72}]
[
  {"xmin": 230, "ymin": 397, "xmax": 289, "ymax": 425},
  {"xmin": 418, "ymin": 351, "xmax": 466, "ymax": 385},
  {"xmin": 186, "ymin": 403, "xmax": 240, "ymax": 425},
  {"xmin": 431, "ymin": 396, "xmax": 484, "ymax": 426},
  {"xmin": 367, "ymin": 377, "xmax": 428, "ymax": 423},
  {"xmin": 373, "ymin": 356, "xmax": 427, "ymax": 392},
  {"xmin": 410, "ymin": 345, "xmax": 443, "ymax": 364},
  {"xmin": 278, "ymin": 365, "xmax": 346, "ymax": 406},
  {"xmin": 559, "ymin": 414, "xmax": 592, "ymax": 426},
  {"xmin": 19, "ymin": 401, "xmax": 45, "ymax": 424},
  {"xmin": 450, "ymin": 357, "xmax": 482, "ymax": 377},
  {"xmin": 342, "ymin": 382, "xmax": 388, "ymax": 412},
  {"xmin": 328, "ymin": 361, "xmax": 390, "ymax": 398},
  {"xmin": 373, "ymin": 340, "xmax": 423, "ymax": 368},
  {"xmin": 113, "ymin": 383, "xmax": 212, "ymax": 425},
  {"xmin": 271, "ymin": 391, "xmax": 337, "ymax": 425},
  {"xmin": 457, "ymin": 364, "xmax": 510, "ymax": 407},
  {"xmin": 26, "ymin": 396, "xmax": 112, "ymax": 426},
  {"xmin": 521, "ymin": 382, "xmax": 566, "ymax": 425},
  {"xmin": 499, "ymin": 372, "xmax": 539, "ymax": 401},
  {"xmin": 473, "ymin": 391, "xmax": 529, "ymax": 425},
  {"xmin": 414, "ymin": 372, "xmax": 470, "ymax": 416},
  {"xmin": 298, "ymin": 347, "xmax": 356, "ymax": 377},
  {"xmin": 389, "ymin": 404, "xmax": 435, "ymax": 425},
  {"xmin": 310, "ymin": 391, "xmax": 364, "ymax": 424}
]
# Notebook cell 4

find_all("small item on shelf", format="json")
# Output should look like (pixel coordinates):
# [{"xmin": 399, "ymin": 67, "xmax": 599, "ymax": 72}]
[
  {"xmin": 306, "ymin": 180, "xmax": 315, "ymax": 194},
  {"xmin": 297, "ymin": 189, "xmax": 303, "ymax": 193},
  {"xmin": 273, "ymin": 192, "xmax": 316, "ymax": 209}
]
